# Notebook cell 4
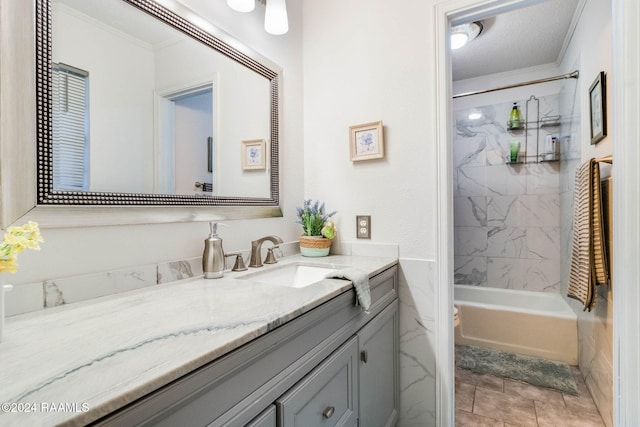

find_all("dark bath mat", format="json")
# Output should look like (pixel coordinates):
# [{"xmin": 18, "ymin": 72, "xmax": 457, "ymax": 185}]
[{"xmin": 458, "ymin": 345, "xmax": 578, "ymax": 395}]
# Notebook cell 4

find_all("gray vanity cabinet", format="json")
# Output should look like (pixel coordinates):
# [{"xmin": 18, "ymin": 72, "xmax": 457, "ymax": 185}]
[
  {"xmin": 276, "ymin": 337, "xmax": 359, "ymax": 427},
  {"xmin": 357, "ymin": 301, "xmax": 400, "ymax": 427},
  {"xmin": 246, "ymin": 406, "xmax": 276, "ymax": 427},
  {"xmin": 96, "ymin": 264, "xmax": 398, "ymax": 427}
]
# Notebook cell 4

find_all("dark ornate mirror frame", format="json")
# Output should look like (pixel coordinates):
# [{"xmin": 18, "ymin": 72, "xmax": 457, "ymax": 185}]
[{"xmin": 35, "ymin": 0, "xmax": 280, "ymax": 207}]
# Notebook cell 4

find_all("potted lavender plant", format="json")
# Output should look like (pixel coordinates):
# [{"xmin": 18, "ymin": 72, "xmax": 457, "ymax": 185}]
[{"xmin": 296, "ymin": 199, "xmax": 336, "ymax": 257}]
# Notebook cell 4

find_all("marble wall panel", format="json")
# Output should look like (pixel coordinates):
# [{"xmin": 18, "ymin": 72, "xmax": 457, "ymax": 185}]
[
  {"xmin": 454, "ymin": 256, "xmax": 487, "ymax": 286},
  {"xmin": 485, "ymin": 257, "xmax": 560, "ymax": 292},
  {"xmin": 484, "ymin": 165, "xmax": 528, "ymax": 196},
  {"xmin": 398, "ymin": 258, "xmax": 437, "ymax": 426},
  {"xmin": 454, "ymin": 197, "xmax": 487, "ymax": 227},
  {"xmin": 526, "ymin": 226, "xmax": 561, "ymax": 259},
  {"xmin": 454, "ymin": 226, "xmax": 487, "ymax": 256},
  {"xmin": 5, "ymin": 242, "xmax": 300, "ymax": 316},
  {"xmin": 455, "ymin": 167, "xmax": 487, "ymax": 197},
  {"xmin": 486, "ymin": 257, "xmax": 525, "ymax": 289},
  {"xmin": 486, "ymin": 226, "xmax": 527, "ymax": 258},
  {"xmin": 44, "ymin": 265, "xmax": 158, "ymax": 308},
  {"xmin": 157, "ymin": 257, "xmax": 202, "ymax": 284},
  {"xmin": 453, "ymin": 134, "xmax": 488, "ymax": 169},
  {"xmin": 454, "ymin": 96, "xmax": 562, "ymax": 293},
  {"xmin": 487, "ymin": 195, "xmax": 560, "ymax": 227},
  {"xmin": 526, "ymin": 162, "xmax": 561, "ymax": 194}
]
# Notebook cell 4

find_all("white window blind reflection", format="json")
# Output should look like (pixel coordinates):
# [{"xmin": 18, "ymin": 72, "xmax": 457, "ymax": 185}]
[{"xmin": 52, "ymin": 63, "xmax": 89, "ymax": 191}]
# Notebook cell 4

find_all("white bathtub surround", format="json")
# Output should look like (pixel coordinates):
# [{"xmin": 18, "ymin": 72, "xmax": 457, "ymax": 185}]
[
  {"xmin": 454, "ymin": 285, "xmax": 577, "ymax": 364},
  {"xmin": 0, "ymin": 254, "xmax": 396, "ymax": 426},
  {"xmin": 397, "ymin": 258, "xmax": 437, "ymax": 426},
  {"xmin": 454, "ymin": 97, "xmax": 562, "ymax": 293}
]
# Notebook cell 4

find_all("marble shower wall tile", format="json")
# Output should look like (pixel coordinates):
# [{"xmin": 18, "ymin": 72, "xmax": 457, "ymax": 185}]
[
  {"xmin": 527, "ymin": 226, "xmax": 561, "ymax": 259},
  {"xmin": 454, "ymin": 96, "xmax": 562, "ymax": 294},
  {"xmin": 487, "ymin": 194, "xmax": 560, "ymax": 227},
  {"xmin": 454, "ymin": 197, "xmax": 487, "ymax": 226},
  {"xmin": 484, "ymin": 165, "xmax": 528, "ymax": 196},
  {"xmin": 454, "ymin": 226, "xmax": 487, "ymax": 256},
  {"xmin": 486, "ymin": 226, "xmax": 527, "ymax": 258},
  {"xmin": 454, "ymin": 256, "xmax": 487, "ymax": 286},
  {"xmin": 455, "ymin": 167, "xmax": 487, "ymax": 197},
  {"xmin": 526, "ymin": 162, "xmax": 561, "ymax": 194},
  {"xmin": 453, "ymin": 134, "xmax": 488, "ymax": 169},
  {"xmin": 486, "ymin": 258, "xmax": 560, "ymax": 292}
]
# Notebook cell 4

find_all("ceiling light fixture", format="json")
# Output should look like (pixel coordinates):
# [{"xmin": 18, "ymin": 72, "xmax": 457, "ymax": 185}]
[
  {"xmin": 227, "ymin": 0, "xmax": 255, "ymax": 13},
  {"xmin": 227, "ymin": 0, "xmax": 289, "ymax": 35},
  {"xmin": 451, "ymin": 21, "xmax": 483, "ymax": 50},
  {"xmin": 264, "ymin": 0, "xmax": 289, "ymax": 35}
]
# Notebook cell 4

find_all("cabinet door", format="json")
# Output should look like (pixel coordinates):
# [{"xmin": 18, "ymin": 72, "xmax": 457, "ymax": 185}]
[
  {"xmin": 276, "ymin": 337, "xmax": 358, "ymax": 427},
  {"xmin": 245, "ymin": 405, "xmax": 276, "ymax": 427},
  {"xmin": 357, "ymin": 300, "xmax": 399, "ymax": 427}
]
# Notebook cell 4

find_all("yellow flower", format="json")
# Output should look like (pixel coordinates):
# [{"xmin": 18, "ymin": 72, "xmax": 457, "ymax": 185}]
[
  {"xmin": 0, "ymin": 221, "xmax": 43, "ymax": 274},
  {"xmin": 0, "ymin": 257, "xmax": 18, "ymax": 274}
]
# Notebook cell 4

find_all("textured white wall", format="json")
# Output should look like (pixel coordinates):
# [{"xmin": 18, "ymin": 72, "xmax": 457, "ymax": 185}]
[
  {"xmin": 302, "ymin": 0, "xmax": 439, "ymax": 424},
  {"xmin": 302, "ymin": 0, "xmax": 436, "ymax": 257}
]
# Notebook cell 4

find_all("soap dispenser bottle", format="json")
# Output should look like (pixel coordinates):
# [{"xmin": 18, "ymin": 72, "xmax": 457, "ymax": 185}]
[
  {"xmin": 509, "ymin": 103, "xmax": 522, "ymax": 128},
  {"xmin": 203, "ymin": 222, "xmax": 225, "ymax": 279}
]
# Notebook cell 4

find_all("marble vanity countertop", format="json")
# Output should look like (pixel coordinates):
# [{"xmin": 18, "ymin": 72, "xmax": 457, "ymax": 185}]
[{"xmin": 0, "ymin": 255, "xmax": 396, "ymax": 427}]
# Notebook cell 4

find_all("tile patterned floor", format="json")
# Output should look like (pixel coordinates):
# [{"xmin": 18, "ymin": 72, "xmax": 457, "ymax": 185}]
[{"xmin": 455, "ymin": 346, "xmax": 606, "ymax": 426}]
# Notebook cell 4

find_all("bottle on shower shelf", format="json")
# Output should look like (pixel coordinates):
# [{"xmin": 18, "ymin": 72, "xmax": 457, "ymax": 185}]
[{"xmin": 509, "ymin": 103, "xmax": 522, "ymax": 129}]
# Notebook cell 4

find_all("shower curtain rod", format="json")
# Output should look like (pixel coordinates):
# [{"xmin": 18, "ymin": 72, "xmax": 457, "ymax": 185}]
[{"xmin": 452, "ymin": 70, "xmax": 579, "ymax": 99}]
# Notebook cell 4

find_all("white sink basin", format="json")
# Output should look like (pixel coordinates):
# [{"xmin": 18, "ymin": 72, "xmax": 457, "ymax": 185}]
[{"xmin": 237, "ymin": 262, "xmax": 344, "ymax": 288}]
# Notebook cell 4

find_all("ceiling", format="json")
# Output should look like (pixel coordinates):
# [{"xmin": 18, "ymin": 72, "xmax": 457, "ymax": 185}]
[{"xmin": 452, "ymin": 0, "xmax": 581, "ymax": 81}]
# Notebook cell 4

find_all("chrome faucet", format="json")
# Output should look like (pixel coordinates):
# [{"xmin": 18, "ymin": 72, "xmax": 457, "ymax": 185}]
[{"xmin": 249, "ymin": 235, "xmax": 284, "ymax": 268}]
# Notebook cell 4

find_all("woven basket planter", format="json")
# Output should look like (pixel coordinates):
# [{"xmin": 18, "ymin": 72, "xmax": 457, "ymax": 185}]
[{"xmin": 299, "ymin": 235, "xmax": 333, "ymax": 257}]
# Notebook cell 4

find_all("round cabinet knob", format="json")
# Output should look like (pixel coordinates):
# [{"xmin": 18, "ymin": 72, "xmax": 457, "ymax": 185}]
[{"xmin": 322, "ymin": 406, "xmax": 335, "ymax": 419}]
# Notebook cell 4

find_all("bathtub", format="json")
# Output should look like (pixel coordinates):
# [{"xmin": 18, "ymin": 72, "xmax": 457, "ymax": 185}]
[{"xmin": 454, "ymin": 285, "xmax": 578, "ymax": 364}]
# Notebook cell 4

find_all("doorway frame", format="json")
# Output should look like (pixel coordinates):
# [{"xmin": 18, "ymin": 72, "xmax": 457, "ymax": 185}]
[
  {"xmin": 433, "ymin": 0, "xmax": 640, "ymax": 425},
  {"xmin": 155, "ymin": 78, "xmax": 217, "ymax": 194}
]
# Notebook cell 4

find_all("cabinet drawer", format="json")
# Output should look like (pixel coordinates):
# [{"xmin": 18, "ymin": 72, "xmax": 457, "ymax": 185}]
[
  {"xmin": 276, "ymin": 337, "xmax": 358, "ymax": 427},
  {"xmin": 246, "ymin": 405, "xmax": 276, "ymax": 427}
]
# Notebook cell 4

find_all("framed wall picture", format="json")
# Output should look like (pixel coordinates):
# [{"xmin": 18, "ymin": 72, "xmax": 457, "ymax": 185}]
[
  {"xmin": 349, "ymin": 121, "xmax": 384, "ymax": 161},
  {"xmin": 589, "ymin": 71, "xmax": 607, "ymax": 145},
  {"xmin": 241, "ymin": 139, "xmax": 267, "ymax": 170}
]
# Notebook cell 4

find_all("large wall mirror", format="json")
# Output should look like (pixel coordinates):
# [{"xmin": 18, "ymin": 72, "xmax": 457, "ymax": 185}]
[{"xmin": 36, "ymin": 0, "xmax": 280, "ymax": 210}]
